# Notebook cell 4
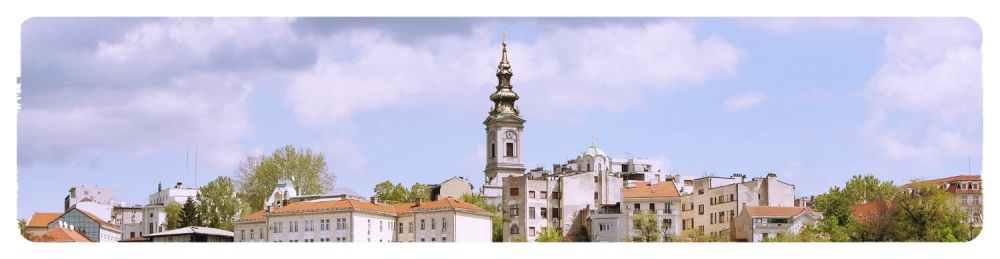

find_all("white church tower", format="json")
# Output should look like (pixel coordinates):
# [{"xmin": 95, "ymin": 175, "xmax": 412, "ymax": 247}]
[{"xmin": 482, "ymin": 31, "xmax": 526, "ymax": 205}]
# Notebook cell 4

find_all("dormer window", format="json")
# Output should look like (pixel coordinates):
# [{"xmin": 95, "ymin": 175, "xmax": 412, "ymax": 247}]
[
  {"xmin": 961, "ymin": 182, "xmax": 968, "ymax": 190},
  {"xmin": 972, "ymin": 182, "xmax": 980, "ymax": 190}
]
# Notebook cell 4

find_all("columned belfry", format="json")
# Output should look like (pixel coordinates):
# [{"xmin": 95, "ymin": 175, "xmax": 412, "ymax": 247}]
[{"xmin": 482, "ymin": 31, "xmax": 527, "ymax": 205}]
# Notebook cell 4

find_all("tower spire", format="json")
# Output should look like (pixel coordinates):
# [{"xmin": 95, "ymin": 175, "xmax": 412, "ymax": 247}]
[{"xmin": 489, "ymin": 29, "xmax": 520, "ymax": 117}]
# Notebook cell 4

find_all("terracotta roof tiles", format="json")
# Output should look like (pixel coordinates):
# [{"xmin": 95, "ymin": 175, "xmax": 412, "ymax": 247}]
[
  {"xmin": 30, "ymin": 227, "xmax": 94, "ymax": 242},
  {"xmin": 393, "ymin": 197, "xmax": 489, "ymax": 214},
  {"xmin": 27, "ymin": 212, "xmax": 62, "ymax": 228},
  {"xmin": 850, "ymin": 200, "xmax": 891, "ymax": 222},
  {"xmin": 238, "ymin": 209, "xmax": 267, "ymax": 221},
  {"xmin": 622, "ymin": 181, "xmax": 680, "ymax": 198},
  {"xmin": 900, "ymin": 175, "xmax": 981, "ymax": 189}
]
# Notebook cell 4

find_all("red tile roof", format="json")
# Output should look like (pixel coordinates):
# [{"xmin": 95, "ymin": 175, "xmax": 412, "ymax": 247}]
[
  {"xmin": 30, "ymin": 227, "xmax": 94, "ymax": 242},
  {"xmin": 79, "ymin": 197, "xmax": 93, "ymax": 203},
  {"xmin": 27, "ymin": 212, "xmax": 62, "ymax": 228},
  {"xmin": 268, "ymin": 199, "xmax": 396, "ymax": 215},
  {"xmin": 745, "ymin": 206, "xmax": 815, "ymax": 217},
  {"xmin": 392, "ymin": 197, "xmax": 489, "ymax": 214},
  {"xmin": 238, "ymin": 209, "xmax": 267, "ymax": 221},
  {"xmin": 622, "ymin": 181, "xmax": 681, "ymax": 198},
  {"xmin": 900, "ymin": 175, "xmax": 981, "ymax": 189},
  {"xmin": 850, "ymin": 200, "xmax": 891, "ymax": 222}
]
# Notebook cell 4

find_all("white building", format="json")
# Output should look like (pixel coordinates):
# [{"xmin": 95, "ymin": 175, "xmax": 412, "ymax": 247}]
[
  {"xmin": 142, "ymin": 182, "xmax": 199, "ymax": 235},
  {"xmin": 112, "ymin": 204, "xmax": 145, "ymax": 239},
  {"xmin": 589, "ymin": 179, "xmax": 682, "ymax": 242},
  {"xmin": 64, "ymin": 185, "xmax": 119, "ymax": 212},
  {"xmin": 730, "ymin": 205, "xmax": 821, "ymax": 242},
  {"xmin": 233, "ymin": 197, "xmax": 492, "ymax": 243}
]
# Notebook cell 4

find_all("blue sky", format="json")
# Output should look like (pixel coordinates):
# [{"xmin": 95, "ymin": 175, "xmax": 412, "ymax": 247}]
[{"xmin": 12, "ymin": 17, "xmax": 984, "ymax": 221}]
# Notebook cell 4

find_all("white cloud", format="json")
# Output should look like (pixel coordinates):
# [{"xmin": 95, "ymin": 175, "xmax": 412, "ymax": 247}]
[
  {"xmin": 722, "ymin": 92, "xmax": 765, "ymax": 112},
  {"xmin": 741, "ymin": 18, "xmax": 866, "ymax": 34},
  {"xmin": 283, "ymin": 20, "xmax": 744, "ymax": 127},
  {"xmin": 857, "ymin": 18, "xmax": 982, "ymax": 163}
]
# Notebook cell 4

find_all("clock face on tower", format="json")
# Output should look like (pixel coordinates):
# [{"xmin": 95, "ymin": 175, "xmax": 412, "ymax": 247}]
[{"xmin": 505, "ymin": 131, "xmax": 516, "ymax": 139}]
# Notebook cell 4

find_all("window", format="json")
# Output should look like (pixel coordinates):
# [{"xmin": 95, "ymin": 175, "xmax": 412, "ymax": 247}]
[
  {"xmin": 380, "ymin": 220, "xmax": 384, "ymax": 232},
  {"xmin": 719, "ymin": 212, "xmax": 725, "ymax": 223},
  {"xmin": 730, "ymin": 194, "xmax": 734, "ymax": 201},
  {"xmin": 595, "ymin": 192, "xmax": 599, "ymax": 200},
  {"xmin": 421, "ymin": 238, "xmax": 425, "ymax": 242},
  {"xmin": 431, "ymin": 218, "xmax": 436, "ymax": 230},
  {"xmin": 650, "ymin": 203, "xmax": 656, "ymax": 213},
  {"xmin": 973, "ymin": 182, "xmax": 980, "ymax": 190},
  {"xmin": 961, "ymin": 183, "xmax": 968, "ymax": 190},
  {"xmin": 762, "ymin": 233, "xmax": 769, "ymax": 240},
  {"xmin": 443, "ymin": 237, "xmax": 447, "ymax": 242},
  {"xmin": 587, "ymin": 164, "xmax": 591, "ymax": 171},
  {"xmin": 540, "ymin": 207, "xmax": 547, "ymax": 218},
  {"xmin": 634, "ymin": 203, "xmax": 641, "ymax": 213},
  {"xmin": 506, "ymin": 143, "xmax": 514, "ymax": 157},
  {"xmin": 711, "ymin": 213, "xmax": 715, "ymax": 224},
  {"xmin": 595, "ymin": 176, "xmax": 599, "ymax": 183},
  {"xmin": 541, "ymin": 191, "xmax": 548, "ymax": 199},
  {"xmin": 553, "ymin": 191, "xmax": 560, "ymax": 199},
  {"xmin": 963, "ymin": 195, "xmax": 969, "ymax": 204},
  {"xmin": 409, "ymin": 222, "xmax": 414, "ymax": 232},
  {"xmin": 529, "ymin": 191, "xmax": 535, "ymax": 198},
  {"xmin": 731, "ymin": 210, "xmax": 736, "ymax": 219},
  {"xmin": 510, "ymin": 224, "xmax": 520, "ymax": 234},
  {"xmin": 250, "ymin": 229, "xmax": 254, "ymax": 240},
  {"xmin": 665, "ymin": 203, "xmax": 671, "ymax": 213},
  {"xmin": 529, "ymin": 227, "xmax": 536, "ymax": 236},
  {"xmin": 442, "ymin": 218, "xmax": 447, "ymax": 231},
  {"xmin": 510, "ymin": 204, "xmax": 519, "ymax": 216},
  {"xmin": 553, "ymin": 208, "xmax": 561, "ymax": 218},
  {"xmin": 421, "ymin": 219, "xmax": 426, "ymax": 230},
  {"xmin": 698, "ymin": 189, "xmax": 704, "ymax": 195},
  {"xmin": 698, "ymin": 204, "xmax": 704, "ymax": 215},
  {"xmin": 368, "ymin": 219, "xmax": 371, "ymax": 233},
  {"xmin": 711, "ymin": 197, "xmax": 715, "ymax": 205},
  {"xmin": 399, "ymin": 222, "xmax": 403, "ymax": 233},
  {"xmin": 432, "ymin": 238, "xmax": 436, "ymax": 242},
  {"xmin": 529, "ymin": 207, "xmax": 536, "ymax": 219},
  {"xmin": 973, "ymin": 195, "xmax": 980, "ymax": 204},
  {"xmin": 510, "ymin": 188, "xmax": 519, "ymax": 196},
  {"xmin": 491, "ymin": 143, "xmax": 496, "ymax": 158},
  {"xmin": 663, "ymin": 219, "xmax": 672, "ymax": 229},
  {"xmin": 622, "ymin": 164, "xmax": 629, "ymax": 172},
  {"xmin": 241, "ymin": 230, "xmax": 245, "ymax": 240}
]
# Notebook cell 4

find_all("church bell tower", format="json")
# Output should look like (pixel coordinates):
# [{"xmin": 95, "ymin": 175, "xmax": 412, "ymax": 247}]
[{"xmin": 481, "ymin": 31, "xmax": 526, "ymax": 205}]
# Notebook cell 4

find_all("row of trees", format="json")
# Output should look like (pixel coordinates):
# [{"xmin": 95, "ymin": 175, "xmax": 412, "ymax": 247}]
[{"xmin": 769, "ymin": 174, "xmax": 981, "ymax": 242}]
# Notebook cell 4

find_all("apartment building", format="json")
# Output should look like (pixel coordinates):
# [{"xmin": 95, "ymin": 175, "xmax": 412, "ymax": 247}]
[
  {"xmin": 679, "ymin": 173, "xmax": 795, "ymax": 239},
  {"xmin": 730, "ymin": 205, "xmax": 820, "ymax": 242}
]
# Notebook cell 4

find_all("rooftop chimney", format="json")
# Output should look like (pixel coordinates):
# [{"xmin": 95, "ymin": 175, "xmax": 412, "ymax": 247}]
[
  {"xmin": 176, "ymin": 182, "xmax": 183, "ymax": 188},
  {"xmin": 650, "ymin": 177, "xmax": 659, "ymax": 185},
  {"xmin": 415, "ymin": 197, "xmax": 422, "ymax": 206},
  {"xmin": 371, "ymin": 197, "xmax": 378, "ymax": 204}
]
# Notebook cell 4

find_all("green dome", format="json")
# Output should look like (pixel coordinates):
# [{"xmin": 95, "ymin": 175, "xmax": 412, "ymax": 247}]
[{"xmin": 580, "ymin": 145, "xmax": 608, "ymax": 158}]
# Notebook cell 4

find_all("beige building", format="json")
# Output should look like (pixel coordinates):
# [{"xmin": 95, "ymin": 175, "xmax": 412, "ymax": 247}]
[
  {"xmin": 679, "ymin": 173, "xmax": 795, "ymax": 239},
  {"xmin": 622, "ymin": 179, "xmax": 682, "ymax": 236},
  {"xmin": 730, "ymin": 205, "xmax": 820, "ymax": 242},
  {"xmin": 428, "ymin": 176, "xmax": 474, "ymax": 201}
]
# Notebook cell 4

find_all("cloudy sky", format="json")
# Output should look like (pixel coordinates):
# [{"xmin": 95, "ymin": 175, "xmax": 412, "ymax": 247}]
[{"xmin": 13, "ymin": 17, "xmax": 984, "ymax": 220}]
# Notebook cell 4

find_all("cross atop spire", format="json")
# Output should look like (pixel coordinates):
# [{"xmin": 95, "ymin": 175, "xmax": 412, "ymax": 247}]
[
  {"xmin": 501, "ymin": 29, "xmax": 507, "ymax": 46},
  {"xmin": 590, "ymin": 134, "xmax": 596, "ymax": 147}
]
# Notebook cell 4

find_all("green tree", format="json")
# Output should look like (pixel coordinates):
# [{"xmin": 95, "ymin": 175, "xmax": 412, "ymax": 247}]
[
  {"xmin": 179, "ymin": 196, "xmax": 202, "ymax": 228},
  {"xmin": 164, "ymin": 201, "xmax": 183, "ymax": 230},
  {"xmin": 18, "ymin": 218, "xmax": 28, "ymax": 240},
  {"xmin": 234, "ymin": 145, "xmax": 337, "ymax": 213},
  {"xmin": 813, "ymin": 174, "xmax": 898, "ymax": 242},
  {"xmin": 535, "ymin": 226, "xmax": 562, "ymax": 242},
  {"xmin": 197, "ymin": 175, "xmax": 241, "ymax": 231},
  {"xmin": 761, "ymin": 223, "xmax": 829, "ymax": 242},
  {"xmin": 890, "ymin": 180, "xmax": 971, "ymax": 242},
  {"xmin": 628, "ymin": 210, "xmax": 662, "ymax": 242},
  {"xmin": 459, "ymin": 193, "xmax": 503, "ymax": 242},
  {"xmin": 373, "ymin": 181, "xmax": 431, "ymax": 204}
]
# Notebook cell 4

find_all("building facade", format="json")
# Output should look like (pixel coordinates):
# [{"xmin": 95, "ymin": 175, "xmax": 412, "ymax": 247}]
[
  {"xmin": 47, "ymin": 207, "xmax": 122, "ymax": 242},
  {"xmin": 901, "ymin": 175, "xmax": 983, "ymax": 228},
  {"xmin": 679, "ymin": 173, "xmax": 795, "ymax": 239},
  {"xmin": 730, "ymin": 205, "xmax": 820, "ymax": 242},
  {"xmin": 428, "ymin": 176, "xmax": 474, "ymax": 201},
  {"xmin": 142, "ymin": 182, "xmax": 199, "ymax": 235}
]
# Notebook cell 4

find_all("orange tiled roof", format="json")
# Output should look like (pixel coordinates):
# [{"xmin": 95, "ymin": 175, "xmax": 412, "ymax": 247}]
[
  {"xmin": 238, "ymin": 209, "xmax": 267, "ymax": 221},
  {"xmin": 392, "ymin": 197, "xmax": 489, "ymax": 214},
  {"xmin": 27, "ymin": 212, "xmax": 63, "ymax": 228},
  {"xmin": 76, "ymin": 209, "xmax": 121, "ymax": 231},
  {"xmin": 268, "ymin": 199, "xmax": 396, "ymax": 215},
  {"xmin": 30, "ymin": 227, "xmax": 94, "ymax": 242},
  {"xmin": 745, "ymin": 206, "xmax": 815, "ymax": 217},
  {"xmin": 850, "ymin": 200, "xmax": 891, "ymax": 222},
  {"xmin": 622, "ymin": 181, "xmax": 680, "ymax": 198},
  {"xmin": 900, "ymin": 175, "xmax": 981, "ymax": 189}
]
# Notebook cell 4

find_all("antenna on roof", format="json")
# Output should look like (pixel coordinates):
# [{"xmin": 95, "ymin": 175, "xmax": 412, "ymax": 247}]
[
  {"xmin": 195, "ymin": 144, "xmax": 198, "ymax": 187},
  {"xmin": 186, "ymin": 146, "xmax": 189, "ymax": 185}
]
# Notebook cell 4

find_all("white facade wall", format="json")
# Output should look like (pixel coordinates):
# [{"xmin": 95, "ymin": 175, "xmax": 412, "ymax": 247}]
[
  {"xmin": 99, "ymin": 225, "xmax": 122, "ymax": 243},
  {"xmin": 558, "ymin": 173, "xmax": 596, "ymax": 231},
  {"xmin": 411, "ymin": 211, "xmax": 451, "ymax": 242},
  {"xmin": 590, "ymin": 213, "xmax": 626, "ymax": 242},
  {"xmin": 74, "ymin": 202, "xmax": 114, "ymax": 222},
  {"xmin": 233, "ymin": 221, "xmax": 266, "ymax": 242},
  {"xmin": 454, "ymin": 212, "xmax": 491, "ymax": 242},
  {"xmin": 269, "ymin": 211, "xmax": 356, "ymax": 242},
  {"xmin": 66, "ymin": 186, "xmax": 119, "ymax": 210},
  {"xmin": 148, "ymin": 188, "xmax": 199, "ymax": 205},
  {"xmin": 623, "ymin": 196, "xmax": 681, "ymax": 236},
  {"xmin": 351, "ymin": 213, "xmax": 396, "ymax": 243}
]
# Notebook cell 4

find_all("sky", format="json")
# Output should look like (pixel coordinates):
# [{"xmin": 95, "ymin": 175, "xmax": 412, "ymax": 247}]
[{"xmin": 11, "ymin": 17, "xmax": 985, "ymax": 222}]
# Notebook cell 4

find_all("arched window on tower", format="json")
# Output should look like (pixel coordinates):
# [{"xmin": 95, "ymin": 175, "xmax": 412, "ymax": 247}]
[
  {"xmin": 598, "ymin": 163, "xmax": 603, "ymax": 172},
  {"xmin": 491, "ymin": 143, "xmax": 496, "ymax": 158},
  {"xmin": 506, "ymin": 143, "xmax": 515, "ymax": 157}
]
